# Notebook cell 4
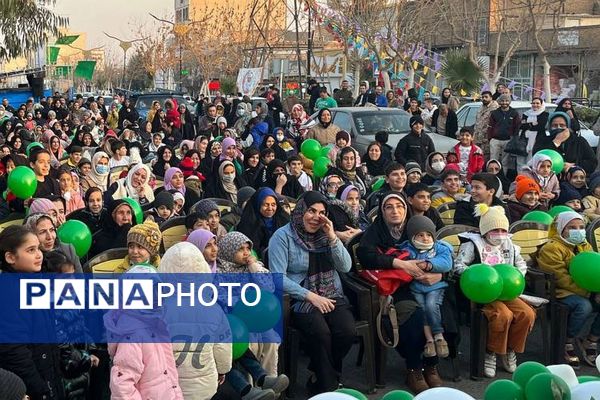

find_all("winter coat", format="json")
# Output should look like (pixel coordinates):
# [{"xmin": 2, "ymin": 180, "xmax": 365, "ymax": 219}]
[
  {"xmin": 250, "ymin": 122, "xmax": 269, "ymax": 149},
  {"xmin": 487, "ymin": 107, "xmax": 521, "ymax": 141},
  {"xmin": 532, "ymin": 131, "xmax": 597, "ymax": 175},
  {"xmin": 67, "ymin": 207, "xmax": 107, "ymax": 234},
  {"xmin": 306, "ymin": 123, "xmax": 341, "ymax": 147},
  {"xmin": 88, "ymin": 200, "xmax": 136, "ymax": 258},
  {"xmin": 394, "ymin": 130, "xmax": 436, "ymax": 170},
  {"xmin": 431, "ymin": 109, "xmax": 458, "ymax": 139},
  {"xmin": 510, "ymin": 167, "xmax": 560, "ymax": 209},
  {"xmin": 160, "ymin": 243, "xmax": 232, "ymax": 400},
  {"xmin": 453, "ymin": 195, "xmax": 511, "ymax": 227},
  {"xmin": 118, "ymin": 105, "xmax": 139, "ymax": 128},
  {"xmin": 473, "ymin": 100, "xmax": 498, "ymax": 151},
  {"xmin": 452, "ymin": 143, "xmax": 484, "ymax": 182},
  {"xmin": 537, "ymin": 221, "xmax": 593, "ymax": 298},
  {"xmin": 583, "ymin": 194, "xmax": 600, "ymax": 221},
  {"xmin": 334, "ymin": 88, "xmax": 354, "ymax": 107},
  {"xmin": 165, "ymin": 99, "xmax": 181, "ymax": 130},
  {"xmin": 506, "ymin": 197, "xmax": 547, "ymax": 222},
  {"xmin": 399, "ymin": 240, "xmax": 453, "ymax": 293}
]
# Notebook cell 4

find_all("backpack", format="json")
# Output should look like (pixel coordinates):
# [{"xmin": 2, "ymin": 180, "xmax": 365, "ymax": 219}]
[{"xmin": 358, "ymin": 247, "xmax": 413, "ymax": 348}]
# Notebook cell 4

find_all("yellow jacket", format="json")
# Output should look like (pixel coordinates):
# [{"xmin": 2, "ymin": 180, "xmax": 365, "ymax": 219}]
[
  {"xmin": 537, "ymin": 222, "xmax": 593, "ymax": 299},
  {"xmin": 114, "ymin": 254, "xmax": 161, "ymax": 274},
  {"xmin": 583, "ymin": 194, "xmax": 600, "ymax": 221}
]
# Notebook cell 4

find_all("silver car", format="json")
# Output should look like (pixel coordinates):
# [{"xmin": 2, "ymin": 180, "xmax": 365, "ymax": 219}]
[{"xmin": 305, "ymin": 107, "xmax": 459, "ymax": 156}]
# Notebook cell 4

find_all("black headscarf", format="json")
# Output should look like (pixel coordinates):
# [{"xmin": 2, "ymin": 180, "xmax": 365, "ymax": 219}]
[
  {"xmin": 317, "ymin": 108, "xmax": 332, "ymax": 128},
  {"xmin": 152, "ymin": 145, "xmax": 178, "ymax": 177},
  {"xmin": 363, "ymin": 142, "xmax": 390, "ymax": 176}
]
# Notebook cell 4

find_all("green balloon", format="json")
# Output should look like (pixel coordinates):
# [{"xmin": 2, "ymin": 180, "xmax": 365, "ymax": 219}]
[
  {"xmin": 301, "ymin": 139, "xmax": 322, "ymax": 160},
  {"xmin": 569, "ymin": 252, "xmax": 600, "ymax": 292},
  {"xmin": 484, "ymin": 379, "xmax": 524, "ymax": 400},
  {"xmin": 460, "ymin": 263, "xmax": 503, "ymax": 304},
  {"xmin": 57, "ymin": 220, "xmax": 92, "ymax": 257},
  {"xmin": 577, "ymin": 375, "xmax": 600, "ymax": 384},
  {"xmin": 7, "ymin": 166, "xmax": 37, "ymax": 199},
  {"xmin": 548, "ymin": 205, "xmax": 573, "ymax": 218},
  {"xmin": 122, "ymin": 197, "xmax": 144, "ymax": 225},
  {"xmin": 320, "ymin": 144, "xmax": 333, "ymax": 157},
  {"xmin": 226, "ymin": 314, "xmax": 249, "ymax": 360},
  {"xmin": 512, "ymin": 361, "xmax": 550, "ymax": 389},
  {"xmin": 524, "ymin": 372, "xmax": 570, "ymax": 400},
  {"xmin": 313, "ymin": 156, "xmax": 330, "ymax": 178},
  {"xmin": 536, "ymin": 149, "xmax": 564, "ymax": 174},
  {"xmin": 371, "ymin": 177, "xmax": 385, "ymax": 192},
  {"xmin": 522, "ymin": 210, "xmax": 553, "ymax": 225},
  {"xmin": 250, "ymin": 249, "xmax": 260, "ymax": 261},
  {"xmin": 232, "ymin": 290, "xmax": 281, "ymax": 333},
  {"xmin": 495, "ymin": 264, "xmax": 525, "ymax": 301},
  {"xmin": 25, "ymin": 142, "xmax": 44, "ymax": 157},
  {"xmin": 381, "ymin": 390, "xmax": 415, "ymax": 400},
  {"xmin": 334, "ymin": 388, "xmax": 368, "ymax": 400}
]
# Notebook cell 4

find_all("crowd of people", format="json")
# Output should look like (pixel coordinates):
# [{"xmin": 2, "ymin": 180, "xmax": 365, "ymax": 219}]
[{"xmin": 0, "ymin": 81, "xmax": 598, "ymax": 400}]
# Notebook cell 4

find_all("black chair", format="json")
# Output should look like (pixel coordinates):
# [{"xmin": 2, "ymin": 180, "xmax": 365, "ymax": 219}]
[{"xmin": 586, "ymin": 217, "xmax": 600, "ymax": 252}]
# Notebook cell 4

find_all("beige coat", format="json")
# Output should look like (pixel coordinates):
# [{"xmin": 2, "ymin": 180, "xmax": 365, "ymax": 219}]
[
  {"xmin": 307, "ymin": 123, "xmax": 341, "ymax": 146},
  {"xmin": 473, "ymin": 100, "xmax": 498, "ymax": 156}
]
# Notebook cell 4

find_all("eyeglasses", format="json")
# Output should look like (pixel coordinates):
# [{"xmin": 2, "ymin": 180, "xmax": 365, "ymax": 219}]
[{"xmin": 327, "ymin": 182, "xmax": 341, "ymax": 188}]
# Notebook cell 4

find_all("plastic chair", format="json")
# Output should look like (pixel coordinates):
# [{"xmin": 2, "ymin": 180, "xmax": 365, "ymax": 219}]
[
  {"xmin": 436, "ymin": 202, "xmax": 457, "ymax": 226},
  {"xmin": 0, "ymin": 213, "xmax": 25, "ymax": 233},
  {"xmin": 159, "ymin": 216, "xmax": 187, "ymax": 253},
  {"xmin": 509, "ymin": 221, "xmax": 550, "ymax": 264},
  {"xmin": 85, "ymin": 248, "xmax": 128, "ymax": 273},
  {"xmin": 586, "ymin": 217, "xmax": 600, "ymax": 252},
  {"xmin": 435, "ymin": 224, "xmax": 479, "ymax": 256}
]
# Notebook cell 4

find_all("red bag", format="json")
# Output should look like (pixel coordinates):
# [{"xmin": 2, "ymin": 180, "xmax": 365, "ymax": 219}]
[{"xmin": 358, "ymin": 248, "xmax": 413, "ymax": 295}]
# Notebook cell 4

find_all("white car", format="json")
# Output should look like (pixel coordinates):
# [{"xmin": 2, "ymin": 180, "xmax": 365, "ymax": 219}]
[{"xmin": 456, "ymin": 101, "xmax": 598, "ymax": 149}]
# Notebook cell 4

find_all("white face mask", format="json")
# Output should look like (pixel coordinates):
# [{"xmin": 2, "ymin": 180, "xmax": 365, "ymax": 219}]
[
  {"xmin": 412, "ymin": 239, "xmax": 433, "ymax": 251},
  {"xmin": 222, "ymin": 174, "xmax": 235, "ymax": 183},
  {"xmin": 566, "ymin": 229, "xmax": 586, "ymax": 245},
  {"xmin": 276, "ymin": 134, "xmax": 285, "ymax": 142},
  {"xmin": 486, "ymin": 232, "xmax": 508, "ymax": 246},
  {"xmin": 431, "ymin": 161, "xmax": 445, "ymax": 173}
]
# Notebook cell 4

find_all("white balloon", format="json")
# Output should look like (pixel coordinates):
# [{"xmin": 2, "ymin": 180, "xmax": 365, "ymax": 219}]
[
  {"xmin": 571, "ymin": 381, "xmax": 600, "ymax": 400},
  {"xmin": 596, "ymin": 353, "xmax": 600, "ymax": 373},
  {"xmin": 414, "ymin": 387, "xmax": 476, "ymax": 400},
  {"xmin": 547, "ymin": 364, "xmax": 579, "ymax": 388},
  {"xmin": 308, "ymin": 393, "xmax": 357, "ymax": 400}
]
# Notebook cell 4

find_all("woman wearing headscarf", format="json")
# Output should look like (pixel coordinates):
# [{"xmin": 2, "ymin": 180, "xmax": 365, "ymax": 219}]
[
  {"xmin": 256, "ymin": 100, "xmax": 274, "ymax": 134},
  {"xmin": 556, "ymin": 97, "xmax": 581, "ymax": 132},
  {"xmin": 200, "ymin": 140, "xmax": 222, "ymax": 177},
  {"xmin": 67, "ymin": 187, "xmax": 107, "ymax": 234},
  {"xmin": 306, "ymin": 108, "xmax": 340, "ymax": 147},
  {"xmin": 80, "ymin": 151, "xmax": 110, "ymax": 192},
  {"xmin": 268, "ymin": 191, "xmax": 355, "ymax": 394},
  {"xmin": 286, "ymin": 104, "xmax": 309, "ymax": 143},
  {"xmin": 318, "ymin": 174, "xmax": 344, "ymax": 199},
  {"xmin": 237, "ymin": 187, "xmax": 290, "ymax": 255},
  {"xmin": 520, "ymin": 97, "xmax": 549, "ymax": 158},
  {"xmin": 486, "ymin": 159, "xmax": 510, "ymax": 198},
  {"xmin": 195, "ymin": 135, "xmax": 209, "ymax": 159},
  {"xmin": 242, "ymin": 147, "xmax": 262, "ymax": 187},
  {"xmin": 162, "ymin": 166, "xmax": 200, "ymax": 214},
  {"xmin": 23, "ymin": 212, "xmax": 82, "ymax": 273},
  {"xmin": 273, "ymin": 126, "xmax": 296, "ymax": 158},
  {"xmin": 177, "ymin": 139, "xmax": 196, "ymax": 161},
  {"xmin": 216, "ymin": 137, "xmax": 244, "ymax": 175},
  {"xmin": 233, "ymin": 102, "xmax": 252, "ymax": 135},
  {"xmin": 259, "ymin": 159, "xmax": 304, "ymax": 198},
  {"xmin": 332, "ymin": 147, "xmax": 367, "ymax": 197},
  {"xmin": 46, "ymin": 134, "xmax": 66, "ymax": 166},
  {"xmin": 178, "ymin": 103, "xmax": 196, "ymax": 140},
  {"xmin": 204, "ymin": 160, "xmax": 243, "ymax": 204},
  {"xmin": 89, "ymin": 199, "xmax": 136, "ymax": 258},
  {"xmin": 363, "ymin": 141, "xmax": 390, "ymax": 177},
  {"xmin": 186, "ymin": 229, "xmax": 218, "ymax": 273},
  {"xmin": 106, "ymin": 163, "xmax": 155, "ymax": 206},
  {"xmin": 356, "ymin": 192, "xmax": 443, "ymax": 394},
  {"xmin": 152, "ymin": 145, "xmax": 179, "ymax": 177},
  {"xmin": 260, "ymin": 133, "xmax": 287, "ymax": 162}
]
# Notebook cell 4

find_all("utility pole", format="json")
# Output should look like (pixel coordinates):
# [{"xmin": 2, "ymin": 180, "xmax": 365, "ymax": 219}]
[
  {"xmin": 293, "ymin": 0, "xmax": 303, "ymax": 97},
  {"xmin": 307, "ymin": 7, "xmax": 312, "ymax": 82}
]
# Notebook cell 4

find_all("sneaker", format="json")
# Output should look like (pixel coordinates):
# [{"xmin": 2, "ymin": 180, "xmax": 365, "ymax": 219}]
[
  {"xmin": 565, "ymin": 342, "xmax": 580, "ymax": 369},
  {"xmin": 423, "ymin": 365, "xmax": 443, "ymax": 388},
  {"xmin": 405, "ymin": 369, "xmax": 429, "ymax": 394},
  {"xmin": 259, "ymin": 374, "xmax": 289, "ymax": 394},
  {"xmin": 242, "ymin": 387, "xmax": 276, "ymax": 400},
  {"xmin": 484, "ymin": 352, "xmax": 496, "ymax": 378},
  {"xmin": 576, "ymin": 338, "xmax": 598, "ymax": 367},
  {"xmin": 424, "ymin": 341, "xmax": 437, "ymax": 357},
  {"xmin": 434, "ymin": 338, "xmax": 449, "ymax": 358},
  {"xmin": 500, "ymin": 350, "xmax": 517, "ymax": 373}
]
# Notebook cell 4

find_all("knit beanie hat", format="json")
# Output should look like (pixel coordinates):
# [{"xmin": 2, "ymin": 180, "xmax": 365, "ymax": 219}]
[
  {"xmin": 410, "ymin": 115, "xmax": 424, "ymax": 128},
  {"xmin": 547, "ymin": 111, "xmax": 571, "ymax": 130},
  {"xmin": 336, "ymin": 130, "xmax": 350, "ymax": 143},
  {"xmin": 193, "ymin": 199, "xmax": 220, "ymax": 218},
  {"xmin": 29, "ymin": 198, "xmax": 56, "ymax": 215},
  {"xmin": 475, "ymin": 204, "xmax": 509, "ymax": 235},
  {"xmin": 515, "ymin": 175, "xmax": 540, "ymax": 200},
  {"xmin": 405, "ymin": 161, "xmax": 422, "ymax": 177},
  {"xmin": 556, "ymin": 211, "xmax": 584, "ymax": 236},
  {"xmin": 127, "ymin": 219, "xmax": 162, "ymax": 256},
  {"xmin": 154, "ymin": 191, "xmax": 174, "ymax": 210},
  {"xmin": 172, "ymin": 191, "xmax": 185, "ymax": 206},
  {"xmin": 498, "ymin": 94, "xmax": 512, "ymax": 103},
  {"xmin": 556, "ymin": 182, "xmax": 582, "ymax": 205},
  {"xmin": 0, "ymin": 368, "xmax": 26, "ymax": 400},
  {"xmin": 406, "ymin": 215, "xmax": 436, "ymax": 243},
  {"xmin": 217, "ymin": 231, "xmax": 253, "ymax": 263}
]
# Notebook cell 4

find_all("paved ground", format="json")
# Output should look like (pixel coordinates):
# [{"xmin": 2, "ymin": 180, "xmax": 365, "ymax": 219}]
[{"xmin": 288, "ymin": 322, "xmax": 597, "ymax": 399}]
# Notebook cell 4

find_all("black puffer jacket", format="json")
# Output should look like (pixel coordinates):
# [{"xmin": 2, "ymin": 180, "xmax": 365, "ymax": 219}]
[{"xmin": 393, "ymin": 131, "xmax": 435, "ymax": 169}]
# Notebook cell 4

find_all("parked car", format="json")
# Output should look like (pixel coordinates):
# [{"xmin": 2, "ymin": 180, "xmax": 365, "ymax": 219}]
[
  {"xmin": 456, "ymin": 101, "xmax": 598, "ymax": 149},
  {"xmin": 130, "ymin": 93, "xmax": 195, "ymax": 122},
  {"xmin": 303, "ymin": 107, "xmax": 459, "ymax": 156}
]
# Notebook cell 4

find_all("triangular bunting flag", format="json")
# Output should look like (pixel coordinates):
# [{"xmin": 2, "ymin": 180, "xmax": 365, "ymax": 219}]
[
  {"xmin": 423, "ymin": 66, "xmax": 429, "ymax": 75},
  {"xmin": 431, "ymin": 86, "xmax": 439, "ymax": 94},
  {"xmin": 412, "ymin": 61, "xmax": 418, "ymax": 70}
]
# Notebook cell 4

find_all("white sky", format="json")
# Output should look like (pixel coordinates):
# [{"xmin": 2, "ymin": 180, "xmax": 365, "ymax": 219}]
[{"xmin": 52, "ymin": 0, "xmax": 173, "ymax": 61}]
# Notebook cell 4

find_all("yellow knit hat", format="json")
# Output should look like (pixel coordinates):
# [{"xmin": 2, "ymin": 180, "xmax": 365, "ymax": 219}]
[
  {"xmin": 127, "ymin": 219, "xmax": 162, "ymax": 255},
  {"xmin": 475, "ymin": 204, "xmax": 509, "ymax": 235}
]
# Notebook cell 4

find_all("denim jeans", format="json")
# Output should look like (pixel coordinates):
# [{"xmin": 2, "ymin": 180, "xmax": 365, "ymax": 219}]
[
  {"xmin": 559, "ymin": 294, "xmax": 600, "ymax": 338},
  {"xmin": 412, "ymin": 289, "xmax": 445, "ymax": 335},
  {"xmin": 226, "ymin": 350, "xmax": 266, "ymax": 395}
]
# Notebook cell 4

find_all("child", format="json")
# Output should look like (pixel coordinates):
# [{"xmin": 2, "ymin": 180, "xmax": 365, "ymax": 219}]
[
  {"xmin": 452, "ymin": 127, "xmax": 484, "ymax": 182},
  {"xmin": 564, "ymin": 166, "xmax": 589, "ymax": 198},
  {"xmin": 171, "ymin": 190, "xmax": 185, "ymax": 217},
  {"xmin": 405, "ymin": 162, "xmax": 422, "ymax": 184},
  {"xmin": 538, "ymin": 211, "xmax": 599, "ymax": 367},
  {"xmin": 516, "ymin": 153, "xmax": 560, "ymax": 208},
  {"xmin": 66, "ymin": 145, "xmax": 83, "ymax": 170},
  {"xmin": 109, "ymin": 140, "xmax": 130, "ymax": 169},
  {"xmin": 454, "ymin": 205, "xmax": 535, "ymax": 378},
  {"xmin": 507, "ymin": 176, "xmax": 546, "ymax": 222},
  {"xmin": 400, "ymin": 216, "xmax": 453, "ymax": 358},
  {"xmin": 556, "ymin": 182, "xmax": 584, "ymax": 214},
  {"xmin": 193, "ymin": 199, "xmax": 227, "ymax": 240},
  {"xmin": 58, "ymin": 169, "xmax": 85, "ymax": 214},
  {"xmin": 217, "ymin": 232, "xmax": 289, "ymax": 398},
  {"xmin": 148, "ymin": 191, "xmax": 174, "ymax": 224},
  {"xmin": 104, "ymin": 264, "xmax": 184, "ymax": 400},
  {"xmin": 115, "ymin": 219, "xmax": 162, "ymax": 273},
  {"xmin": 583, "ymin": 172, "xmax": 600, "ymax": 221},
  {"xmin": 185, "ymin": 211, "xmax": 210, "ymax": 234},
  {"xmin": 328, "ymin": 131, "xmax": 361, "ymax": 167},
  {"xmin": 287, "ymin": 155, "xmax": 313, "ymax": 191}
]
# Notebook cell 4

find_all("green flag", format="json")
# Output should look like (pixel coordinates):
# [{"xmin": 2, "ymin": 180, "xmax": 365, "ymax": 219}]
[
  {"xmin": 74, "ymin": 61, "xmax": 96, "ymax": 80},
  {"xmin": 47, "ymin": 46, "xmax": 60, "ymax": 64},
  {"xmin": 55, "ymin": 35, "xmax": 80, "ymax": 45},
  {"xmin": 53, "ymin": 65, "xmax": 72, "ymax": 77}
]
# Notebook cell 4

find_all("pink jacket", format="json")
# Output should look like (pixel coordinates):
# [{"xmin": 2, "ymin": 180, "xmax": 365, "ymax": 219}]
[{"xmin": 106, "ymin": 312, "xmax": 184, "ymax": 400}]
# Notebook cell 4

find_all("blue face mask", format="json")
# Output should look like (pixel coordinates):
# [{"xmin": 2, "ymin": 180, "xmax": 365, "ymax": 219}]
[
  {"xmin": 566, "ymin": 229, "xmax": 586, "ymax": 245},
  {"xmin": 96, "ymin": 164, "xmax": 109, "ymax": 174}
]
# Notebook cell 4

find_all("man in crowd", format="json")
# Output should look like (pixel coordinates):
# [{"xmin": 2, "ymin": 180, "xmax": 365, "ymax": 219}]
[
  {"xmin": 454, "ymin": 172, "xmax": 510, "ymax": 227},
  {"xmin": 394, "ymin": 115, "xmax": 435, "ymax": 169},
  {"xmin": 314, "ymin": 87, "xmax": 338, "ymax": 112},
  {"xmin": 334, "ymin": 80, "xmax": 354, "ymax": 107},
  {"xmin": 374, "ymin": 86, "xmax": 388, "ymax": 107},
  {"xmin": 473, "ymin": 91, "xmax": 498, "ymax": 159},
  {"xmin": 487, "ymin": 94, "xmax": 520, "ymax": 174}
]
